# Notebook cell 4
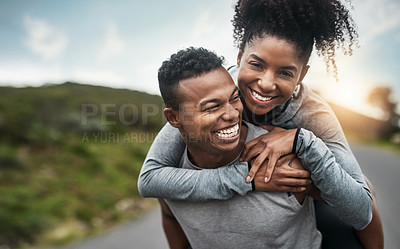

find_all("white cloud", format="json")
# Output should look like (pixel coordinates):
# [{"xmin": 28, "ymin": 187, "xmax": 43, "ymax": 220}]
[
  {"xmin": 356, "ymin": 0, "xmax": 400, "ymax": 43},
  {"xmin": 191, "ymin": 10, "xmax": 216, "ymax": 39},
  {"xmin": 97, "ymin": 23, "xmax": 125, "ymax": 62},
  {"xmin": 23, "ymin": 16, "xmax": 68, "ymax": 60},
  {"xmin": 0, "ymin": 61, "xmax": 65, "ymax": 85}
]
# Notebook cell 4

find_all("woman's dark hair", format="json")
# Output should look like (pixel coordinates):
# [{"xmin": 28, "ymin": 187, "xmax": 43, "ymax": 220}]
[
  {"xmin": 232, "ymin": 0, "xmax": 358, "ymax": 79},
  {"xmin": 158, "ymin": 47, "xmax": 225, "ymax": 109}
]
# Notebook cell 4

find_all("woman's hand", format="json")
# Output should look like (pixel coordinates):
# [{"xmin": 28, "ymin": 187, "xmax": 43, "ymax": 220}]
[
  {"xmin": 241, "ymin": 125, "xmax": 298, "ymax": 183},
  {"xmin": 252, "ymin": 154, "xmax": 312, "ymax": 192}
]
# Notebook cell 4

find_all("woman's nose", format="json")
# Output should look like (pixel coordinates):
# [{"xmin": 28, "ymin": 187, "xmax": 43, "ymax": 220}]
[{"xmin": 257, "ymin": 72, "xmax": 276, "ymax": 92}]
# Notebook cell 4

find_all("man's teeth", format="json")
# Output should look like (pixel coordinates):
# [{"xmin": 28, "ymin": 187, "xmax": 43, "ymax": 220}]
[
  {"xmin": 215, "ymin": 124, "xmax": 239, "ymax": 138},
  {"xmin": 251, "ymin": 90, "xmax": 273, "ymax": 101}
]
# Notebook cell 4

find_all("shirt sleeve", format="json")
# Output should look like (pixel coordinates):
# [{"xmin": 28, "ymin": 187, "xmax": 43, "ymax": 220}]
[
  {"xmin": 294, "ymin": 128, "xmax": 373, "ymax": 230},
  {"xmin": 137, "ymin": 123, "xmax": 253, "ymax": 201}
]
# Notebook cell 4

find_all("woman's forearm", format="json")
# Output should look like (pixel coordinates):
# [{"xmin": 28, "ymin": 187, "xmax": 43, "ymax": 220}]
[
  {"xmin": 294, "ymin": 128, "xmax": 373, "ymax": 230},
  {"xmin": 138, "ymin": 123, "xmax": 252, "ymax": 201}
]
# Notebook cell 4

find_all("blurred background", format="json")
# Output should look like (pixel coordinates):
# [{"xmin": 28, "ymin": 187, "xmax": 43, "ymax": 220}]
[{"xmin": 0, "ymin": 0, "xmax": 399, "ymax": 248}]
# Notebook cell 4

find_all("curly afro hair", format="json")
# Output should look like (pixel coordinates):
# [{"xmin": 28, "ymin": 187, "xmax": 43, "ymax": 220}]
[
  {"xmin": 232, "ymin": 0, "xmax": 358, "ymax": 79},
  {"xmin": 158, "ymin": 47, "xmax": 225, "ymax": 109}
]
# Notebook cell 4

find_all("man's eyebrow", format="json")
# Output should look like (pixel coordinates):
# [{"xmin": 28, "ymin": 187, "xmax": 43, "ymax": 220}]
[
  {"xmin": 199, "ymin": 87, "xmax": 239, "ymax": 107},
  {"xmin": 199, "ymin": 98, "xmax": 220, "ymax": 107},
  {"xmin": 281, "ymin": 65, "xmax": 298, "ymax": 73}
]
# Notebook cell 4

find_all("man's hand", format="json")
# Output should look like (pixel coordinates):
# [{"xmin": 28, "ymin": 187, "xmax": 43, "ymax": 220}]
[
  {"xmin": 252, "ymin": 154, "xmax": 311, "ymax": 193},
  {"xmin": 241, "ymin": 126, "xmax": 298, "ymax": 183}
]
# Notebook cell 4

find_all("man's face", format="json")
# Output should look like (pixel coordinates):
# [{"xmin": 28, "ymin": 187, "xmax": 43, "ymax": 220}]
[{"xmin": 177, "ymin": 67, "xmax": 243, "ymax": 155}]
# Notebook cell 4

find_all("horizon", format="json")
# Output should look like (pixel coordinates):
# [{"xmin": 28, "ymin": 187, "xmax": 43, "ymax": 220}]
[{"xmin": 0, "ymin": 80, "xmax": 390, "ymax": 123}]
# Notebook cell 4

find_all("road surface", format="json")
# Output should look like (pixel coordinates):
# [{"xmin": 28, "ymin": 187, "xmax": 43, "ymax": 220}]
[
  {"xmin": 58, "ymin": 143, "xmax": 400, "ymax": 249},
  {"xmin": 350, "ymin": 143, "xmax": 400, "ymax": 249}
]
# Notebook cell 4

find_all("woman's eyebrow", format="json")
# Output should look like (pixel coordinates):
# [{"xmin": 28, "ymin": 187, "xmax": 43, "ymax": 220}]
[
  {"xmin": 250, "ymin": 54, "xmax": 298, "ymax": 72},
  {"xmin": 249, "ymin": 54, "xmax": 265, "ymax": 63},
  {"xmin": 230, "ymin": 87, "xmax": 239, "ymax": 98}
]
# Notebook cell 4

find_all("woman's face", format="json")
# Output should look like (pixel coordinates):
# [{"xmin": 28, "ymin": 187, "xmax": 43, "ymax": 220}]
[{"xmin": 237, "ymin": 35, "xmax": 309, "ymax": 115}]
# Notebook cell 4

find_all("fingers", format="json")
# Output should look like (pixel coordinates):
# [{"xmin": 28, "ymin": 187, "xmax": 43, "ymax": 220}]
[
  {"xmin": 264, "ymin": 154, "xmax": 279, "ymax": 183},
  {"xmin": 276, "ymin": 153, "xmax": 296, "ymax": 167},
  {"xmin": 246, "ymin": 160, "xmax": 262, "ymax": 183},
  {"xmin": 284, "ymin": 186, "xmax": 308, "ymax": 193},
  {"xmin": 240, "ymin": 139, "xmax": 259, "ymax": 162},
  {"xmin": 283, "ymin": 168, "xmax": 310, "ymax": 179},
  {"xmin": 247, "ymin": 146, "xmax": 272, "ymax": 182},
  {"xmin": 277, "ymin": 177, "xmax": 312, "ymax": 187}
]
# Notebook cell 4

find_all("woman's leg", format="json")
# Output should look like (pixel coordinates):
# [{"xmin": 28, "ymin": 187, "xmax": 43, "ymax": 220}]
[
  {"xmin": 315, "ymin": 176, "xmax": 383, "ymax": 249},
  {"xmin": 353, "ymin": 177, "xmax": 384, "ymax": 249},
  {"xmin": 314, "ymin": 200, "xmax": 363, "ymax": 249}
]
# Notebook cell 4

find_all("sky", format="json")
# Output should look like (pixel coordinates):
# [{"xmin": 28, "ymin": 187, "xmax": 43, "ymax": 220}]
[{"xmin": 1, "ymin": 0, "xmax": 399, "ymax": 119}]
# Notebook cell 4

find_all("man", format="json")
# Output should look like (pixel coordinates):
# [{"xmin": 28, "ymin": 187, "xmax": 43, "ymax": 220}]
[{"xmin": 155, "ymin": 47, "xmax": 323, "ymax": 248}]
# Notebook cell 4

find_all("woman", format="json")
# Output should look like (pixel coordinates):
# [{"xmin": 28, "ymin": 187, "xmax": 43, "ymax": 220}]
[{"xmin": 138, "ymin": 0, "xmax": 383, "ymax": 248}]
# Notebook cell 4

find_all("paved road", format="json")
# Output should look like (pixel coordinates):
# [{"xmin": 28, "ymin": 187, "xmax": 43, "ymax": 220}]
[
  {"xmin": 350, "ymin": 143, "xmax": 400, "ymax": 249},
  {"xmin": 57, "ymin": 206, "xmax": 168, "ymax": 249},
  {"xmin": 58, "ymin": 143, "xmax": 400, "ymax": 249}
]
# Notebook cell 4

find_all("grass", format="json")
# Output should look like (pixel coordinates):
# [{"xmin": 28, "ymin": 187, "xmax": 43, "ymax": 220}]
[
  {"xmin": 345, "ymin": 131, "xmax": 400, "ymax": 155},
  {"xmin": 369, "ymin": 139, "xmax": 400, "ymax": 156},
  {"xmin": 0, "ymin": 132, "xmax": 158, "ymax": 249},
  {"xmin": 0, "ymin": 82, "xmax": 165, "ymax": 248}
]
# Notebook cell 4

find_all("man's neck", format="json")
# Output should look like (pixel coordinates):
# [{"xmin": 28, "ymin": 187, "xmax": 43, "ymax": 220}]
[{"xmin": 187, "ymin": 124, "xmax": 248, "ymax": 169}]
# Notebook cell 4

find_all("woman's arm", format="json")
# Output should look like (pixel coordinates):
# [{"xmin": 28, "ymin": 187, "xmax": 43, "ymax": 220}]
[
  {"xmin": 138, "ymin": 123, "xmax": 253, "ymax": 200},
  {"xmin": 138, "ymin": 123, "xmax": 311, "ymax": 200},
  {"xmin": 294, "ymin": 128, "xmax": 373, "ymax": 230}
]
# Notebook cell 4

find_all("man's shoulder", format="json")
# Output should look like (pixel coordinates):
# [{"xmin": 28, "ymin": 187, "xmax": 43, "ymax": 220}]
[{"xmin": 244, "ymin": 121, "xmax": 267, "ymax": 142}]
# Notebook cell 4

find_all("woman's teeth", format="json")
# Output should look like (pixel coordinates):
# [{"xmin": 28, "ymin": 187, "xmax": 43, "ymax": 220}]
[
  {"xmin": 215, "ymin": 124, "xmax": 239, "ymax": 138},
  {"xmin": 251, "ymin": 89, "xmax": 273, "ymax": 102}
]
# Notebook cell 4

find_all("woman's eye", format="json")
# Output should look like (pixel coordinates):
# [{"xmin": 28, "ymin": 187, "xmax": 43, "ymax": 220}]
[
  {"xmin": 280, "ymin": 71, "xmax": 294, "ymax": 78},
  {"xmin": 249, "ymin": 62, "xmax": 262, "ymax": 69}
]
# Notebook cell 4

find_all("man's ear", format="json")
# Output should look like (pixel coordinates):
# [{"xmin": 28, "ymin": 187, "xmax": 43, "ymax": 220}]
[
  {"xmin": 298, "ymin": 65, "xmax": 310, "ymax": 85},
  {"xmin": 164, "ymin": 107, "xmax": 180, "ymax": 128}
]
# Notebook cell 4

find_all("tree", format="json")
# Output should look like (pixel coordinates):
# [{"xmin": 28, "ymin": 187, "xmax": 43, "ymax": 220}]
[{"xmin": 367, "ymin": 86, "xmax": 399, "ymax": 138}]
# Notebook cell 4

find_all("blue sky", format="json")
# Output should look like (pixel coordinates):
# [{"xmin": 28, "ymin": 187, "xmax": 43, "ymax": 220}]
[{"xmin": 1, "ymin": 0, "xmax": 399, "ymax": 118}]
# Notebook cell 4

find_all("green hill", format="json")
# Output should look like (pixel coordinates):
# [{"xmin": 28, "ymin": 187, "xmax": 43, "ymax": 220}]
[{"xmin": 0, "ymin": 82, "xmax": 165, "ymax": 248}]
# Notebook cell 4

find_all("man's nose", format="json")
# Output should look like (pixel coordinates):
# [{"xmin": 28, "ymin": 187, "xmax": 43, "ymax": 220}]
[{"xmin": 222, "ymin": 103, "xmax": 240, "ymax": 121}]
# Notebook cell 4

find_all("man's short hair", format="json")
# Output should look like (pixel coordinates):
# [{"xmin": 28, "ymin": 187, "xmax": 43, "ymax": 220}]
[{"xmin": 158, "ymin": 47, "xmax": 225, "ymax": 110}]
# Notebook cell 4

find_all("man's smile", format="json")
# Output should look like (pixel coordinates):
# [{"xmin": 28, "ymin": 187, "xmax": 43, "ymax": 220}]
[{"xmin": 214, "ymin": 123, "xmax": 240, "ymax": 140}]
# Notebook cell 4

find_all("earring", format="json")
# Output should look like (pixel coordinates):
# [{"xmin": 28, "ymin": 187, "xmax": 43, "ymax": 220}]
[{"xmin": 292, "ymin": 85, "xmax": 300, "ymax": 98}]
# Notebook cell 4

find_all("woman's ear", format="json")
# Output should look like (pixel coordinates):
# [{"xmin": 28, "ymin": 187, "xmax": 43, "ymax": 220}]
[
  {"xmin": 237, "ymin": 51, "xmax": 243, "ymax": 67},
  {"xmin": 298, "ymin": 65, "xmax": 310, "ymax": 85},
  {"xmin": 164, "ymin": 108, "xmax": 180, "ymax": 128}
]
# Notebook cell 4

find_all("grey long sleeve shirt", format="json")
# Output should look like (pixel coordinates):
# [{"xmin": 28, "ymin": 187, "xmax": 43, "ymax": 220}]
[{"xmin": 138, "ymin": 67, "xmax": 373, "ymax": 230}]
